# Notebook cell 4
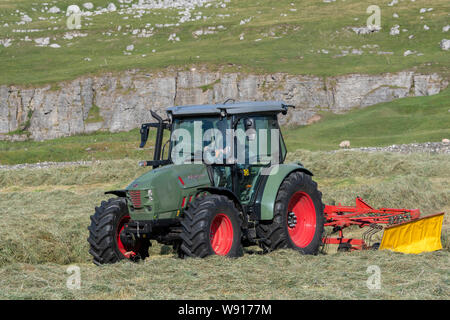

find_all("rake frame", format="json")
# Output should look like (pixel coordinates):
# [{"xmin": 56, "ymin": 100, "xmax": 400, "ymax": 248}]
[{"xmin": 322, "ymin": 197, "xmax": 421, "ymax": 251}]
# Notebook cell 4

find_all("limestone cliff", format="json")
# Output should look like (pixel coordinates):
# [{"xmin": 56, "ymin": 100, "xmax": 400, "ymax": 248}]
[{"xmin": 0, "ymin": 70, "xmax": 446, "ymax": 141}]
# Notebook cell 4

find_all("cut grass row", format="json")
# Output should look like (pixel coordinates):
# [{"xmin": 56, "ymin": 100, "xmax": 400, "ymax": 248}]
[{"xmin": 1, "ymin": 249, "xmax": 448, "ymax": 299}]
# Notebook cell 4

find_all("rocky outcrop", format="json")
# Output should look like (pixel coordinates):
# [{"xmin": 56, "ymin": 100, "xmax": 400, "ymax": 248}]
[{"xmin": 0, "ymin": 70, "xmax": 447, "ymax": 141}]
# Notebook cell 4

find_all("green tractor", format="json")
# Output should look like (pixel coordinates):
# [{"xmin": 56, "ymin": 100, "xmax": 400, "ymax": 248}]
[{"xmin": 88, "ymin": 101, "xmax": 324, "ymax": 265}]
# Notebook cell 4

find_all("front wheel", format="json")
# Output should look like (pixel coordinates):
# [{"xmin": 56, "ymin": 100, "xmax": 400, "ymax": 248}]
[
  {"xmin": 179, "ymin": 194, "xmax": 243, "ymax": 258},
  {"xmin": 257, "ymin": 172, "xmax": 324, "ymax": 255},
  {"xmin": 87, "ymin": 197, "xmax": 150, "ymax": 265}
]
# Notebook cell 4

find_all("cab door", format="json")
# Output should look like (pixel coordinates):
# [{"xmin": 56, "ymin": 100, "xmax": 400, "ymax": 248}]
[{"xmin": 233, "ymin": 114, "xmax": 284, "ymax": 204}]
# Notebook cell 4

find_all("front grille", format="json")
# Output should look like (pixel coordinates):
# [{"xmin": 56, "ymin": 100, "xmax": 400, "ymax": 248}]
[{"xmin": 129, "ymin": 190, "xmax": 142, "ymax": 208}]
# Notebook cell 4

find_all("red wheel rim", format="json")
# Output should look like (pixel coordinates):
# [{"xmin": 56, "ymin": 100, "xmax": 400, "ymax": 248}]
[
  {"xmin": 116, "ymin": 215, "xmax": 136, "ymax": 259},
  {"xmin": 209, "ymin": 213, "xmax": 234, "ymax": 256},
  {"xmin": 287, "ymin": 192, "xmax": 316, "ymax": 248}
]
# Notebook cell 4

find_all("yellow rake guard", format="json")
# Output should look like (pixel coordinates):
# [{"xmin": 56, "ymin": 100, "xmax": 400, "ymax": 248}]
[{"xmin": 380, "ymin": 213, "xmax": 445, "ymax": 254}]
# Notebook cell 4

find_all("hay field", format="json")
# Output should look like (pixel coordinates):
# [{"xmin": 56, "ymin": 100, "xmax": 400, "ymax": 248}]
[{"xmin": 0, "ymin": 150, "xmax": 448, "ymax": 299}]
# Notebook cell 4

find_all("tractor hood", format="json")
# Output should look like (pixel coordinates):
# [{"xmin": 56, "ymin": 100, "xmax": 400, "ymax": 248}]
[
  {"xmin": 126, "ymin": 163, "xmax": 211, "ymax": 190},
  {"xmin": 125, "ymin": 163, "xmax": 212, "ymax": 220}
]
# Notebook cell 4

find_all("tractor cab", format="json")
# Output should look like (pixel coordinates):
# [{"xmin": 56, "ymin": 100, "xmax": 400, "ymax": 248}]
[{"xmin": 139, "ymin": 101, "xmax": 291, "ymax": 205}]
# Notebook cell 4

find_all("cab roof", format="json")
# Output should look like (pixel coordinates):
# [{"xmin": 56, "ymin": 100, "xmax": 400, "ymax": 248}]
[{"xmin": 166, "ymin": 100, "xmax": 292, "ymax": 117}]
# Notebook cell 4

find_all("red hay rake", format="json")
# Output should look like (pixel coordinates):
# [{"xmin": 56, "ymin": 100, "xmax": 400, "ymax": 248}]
[{"xmin": 322, "ymin": 197, "xmax": 421, "ymax": 251}]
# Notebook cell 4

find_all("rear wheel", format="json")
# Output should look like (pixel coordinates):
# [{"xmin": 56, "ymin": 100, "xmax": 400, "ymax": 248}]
[
  {"xmin": 88, "ymin": 197, "xmax": 150, "ymax": 265},
  {"xmin": 179, "ymin": 194, "xmax": 243, "ymax": 258},
  {"xmin": 257, "ymin": 171, "xmax": 324, "ymax": 255}
]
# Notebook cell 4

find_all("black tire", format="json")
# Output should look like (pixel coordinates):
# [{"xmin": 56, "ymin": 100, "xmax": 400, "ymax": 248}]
[
  {"xmin": 87, "ymin": 197, "xmax": 150, "ymax": 265},
  {"xmin": 337, "ymin": 243, "xmax": 352, "ymax": 252},
  {"xmin": 256, "ymin": 171, "xmax": 324, "ymax": 255},
  {"xmin": 179, "ymin": 194, "xmax": 243, "ymax": 258}
]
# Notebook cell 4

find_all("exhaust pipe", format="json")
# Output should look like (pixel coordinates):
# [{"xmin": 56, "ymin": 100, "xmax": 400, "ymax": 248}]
[{"xmin": 150, "ymin": 111, "xmax": 164, "ymax": 164}]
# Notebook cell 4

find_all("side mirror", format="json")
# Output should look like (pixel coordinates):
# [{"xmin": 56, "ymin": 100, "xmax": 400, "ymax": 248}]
[{"xmin": 139, "ymin": 124, "xmax": 150, "ymax": 148}]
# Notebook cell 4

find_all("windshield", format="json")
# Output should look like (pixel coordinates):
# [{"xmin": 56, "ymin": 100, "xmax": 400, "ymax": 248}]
[
  {"xmin": 170, "ymin": 117, "xmax": 229, "ymax": 164},
  {"xmin": 169, "ymin": 115, "xmax": 285, "ymax": 166},
  {"xmin": 235, "ymin": 115, "xmax": 282, "ymax": 165}
]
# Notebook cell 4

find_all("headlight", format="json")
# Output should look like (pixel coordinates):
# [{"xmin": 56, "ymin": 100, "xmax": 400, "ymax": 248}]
[{"xmin": 147, "ymin": 189, "xmax": 153, "ymax": 201}]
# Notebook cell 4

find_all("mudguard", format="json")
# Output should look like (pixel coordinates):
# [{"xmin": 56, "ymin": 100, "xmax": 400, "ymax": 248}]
[
  {"xmin": 257, "ymin": 163, "xmax": 313, "ymax": 220},
  {"xmin": 105, "ymin": 190, "xmax": 127, "ymax": 197},
  {"xmin": 198, "ymin": 186, "xmax": 244, "ymax": 213}
]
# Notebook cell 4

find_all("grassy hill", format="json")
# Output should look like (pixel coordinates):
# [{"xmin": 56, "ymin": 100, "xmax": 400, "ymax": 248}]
[
  {"xmin": 284, "ymin": 87, "xmax": 450, "ymax": 151},
  {"xmin": 1, "ymin": 88, "xmax": 449, "ymax": 165},
  {"xmin": 0, "ymin": 0, "xmax": 449, "ymax": 85}
]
